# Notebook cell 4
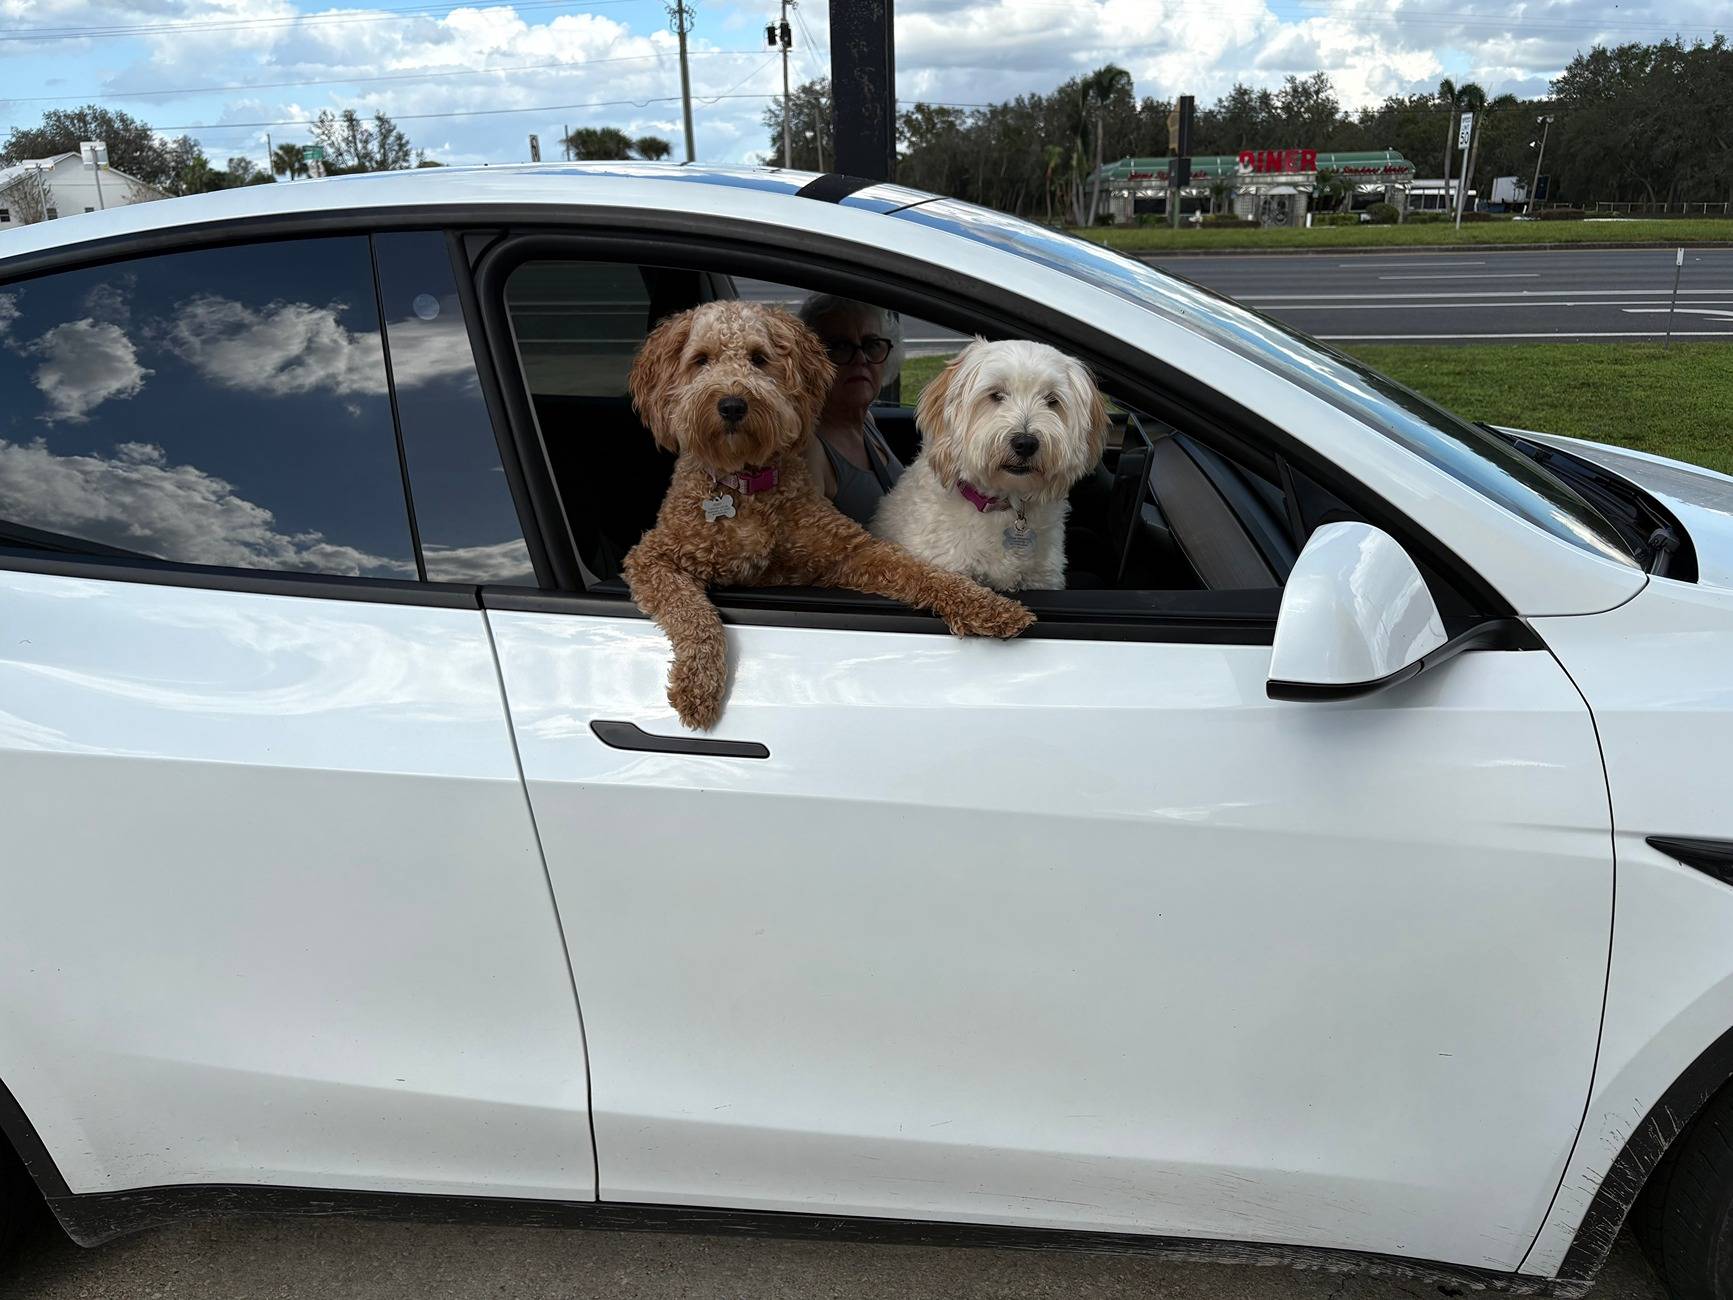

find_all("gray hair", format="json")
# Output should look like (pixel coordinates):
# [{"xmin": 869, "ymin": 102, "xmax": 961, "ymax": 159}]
[{"xmin": 796, "ymin": 293, "xmax": 904, "ymax": 389}]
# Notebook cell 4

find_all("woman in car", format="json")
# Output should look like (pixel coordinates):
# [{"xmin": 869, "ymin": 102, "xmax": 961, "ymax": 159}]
[{"xmin": 798, "ymin": 294, "xmax": 905, "ymax": 525}]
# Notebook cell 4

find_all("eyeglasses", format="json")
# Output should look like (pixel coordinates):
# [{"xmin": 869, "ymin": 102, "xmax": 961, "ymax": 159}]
[{"xmin": 823, "ymin": 335, "xmax": 893, "ymax": 365}]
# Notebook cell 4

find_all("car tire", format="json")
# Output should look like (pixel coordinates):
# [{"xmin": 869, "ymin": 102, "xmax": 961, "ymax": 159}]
[{"xmin": 1634, "ymin": 1081, "xmax": 1733, "ymax": 1300}]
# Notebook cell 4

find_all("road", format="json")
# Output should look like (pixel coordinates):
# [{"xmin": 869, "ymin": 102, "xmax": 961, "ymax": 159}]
[
  {"xmin": 1145, "ymin": 247, "xmax": 1733, "ymax": 343},
  {"xmin": 0, "ymin": 1212, "xmax": 1670, "ymax": 1300},
  {"xmin": 741, "ymin": 248, "xmax": 1733, "ymax": 348}
]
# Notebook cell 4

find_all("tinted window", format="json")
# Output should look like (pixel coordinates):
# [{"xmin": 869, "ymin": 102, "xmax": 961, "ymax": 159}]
[
  {"xmin": 894, "ymin": 199, "xmax": 1637, "ymax": 568},
  {"xmin": 506, "ymin": 261, "xmax": 650, "ymax": 397},
  {"xmin": 0, "ymin": 237, "xmax": 416, "ymax": 578},
  {"xmin": 374, "ymin": 232, "xmax": 535, "ymax": 585}
]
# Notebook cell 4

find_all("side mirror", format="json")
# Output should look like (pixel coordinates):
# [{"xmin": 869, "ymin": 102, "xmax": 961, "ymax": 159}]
[{"xmin": 1266, "ymin": 522, "xmax": 1448, "ymax": 701}]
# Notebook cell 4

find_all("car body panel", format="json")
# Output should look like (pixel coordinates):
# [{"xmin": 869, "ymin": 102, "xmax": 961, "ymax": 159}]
[
  {"xmin": 488, "ymin": 607, "xmax": 1611, "ymax": 1268},
  {"xmin": 1500, "ymin": 426, "xmax": 1733, "ymax": 591},
  {"xmin": 1523, "ymin": 579, "xmax": 1733, "ymax": 1275},
  {"xmin": 0, "ymin": 569, "xmax": 594, "ymax": 1198},
  {"xmin": 0, "ymin": 166, "xmax": 1647, "ymax": 618}
]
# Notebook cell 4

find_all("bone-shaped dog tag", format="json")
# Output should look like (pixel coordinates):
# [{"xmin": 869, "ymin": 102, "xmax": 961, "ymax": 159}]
[{"xmin": 703, "ymin": 492, "xmax": 736, "ymax": 523}]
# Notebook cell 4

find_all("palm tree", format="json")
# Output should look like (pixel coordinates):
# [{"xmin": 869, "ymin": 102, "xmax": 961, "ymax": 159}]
[
  {"xmin": 272, "ymin": 142, "xmax": 308, "ymax": 180},
  {"xmin": 1452, "ymin": 83, "xmax": 1487, "ymax": 210},
  {"xmin": 633, "ymin": 135, "xmax": 672, "ymax": 161},
  {"xmin": 1067, "ymin": 64, "xmax": 1133, "ymax": 226},
  {"xmin": 1042, "ymin": 144, "xmax": 1063, "ymax": 223},
  {"xmin": 1438, "ymin": 77, "xmax": 1459, "ymax": 190}
]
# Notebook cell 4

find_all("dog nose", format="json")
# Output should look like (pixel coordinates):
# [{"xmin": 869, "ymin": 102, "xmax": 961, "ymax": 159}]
[
  {"xmin": 717, "ymin": 395, "xmax": 748, "ymax": 423},
  {"xmin": 1009, "ymin": 432, "xmax": 1040, "ymax": 459}
]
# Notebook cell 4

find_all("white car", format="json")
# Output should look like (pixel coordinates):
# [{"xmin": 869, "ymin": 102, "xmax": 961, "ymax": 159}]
[{"xmin": 2, "ymin": 164, "xmax": 1731, "ymax": 1299}]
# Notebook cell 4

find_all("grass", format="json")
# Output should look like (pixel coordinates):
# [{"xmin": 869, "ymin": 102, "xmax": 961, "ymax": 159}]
[
  {"xmin": 900, "ymin": 343, "xmax": 1733, "ymax": 474},
  {"xmin": 1067, "ymin": 218, "xmax": 1733, "ymax": 253}
]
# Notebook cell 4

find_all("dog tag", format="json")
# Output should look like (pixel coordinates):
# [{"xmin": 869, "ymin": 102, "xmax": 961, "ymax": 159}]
[
  {"xmin": 703, "ymin": 492, "xmax": 736, "ymax": 524},
  {"xmin": 1002, "ymin": 522, "xmax": 1037, "ymax": 552}
]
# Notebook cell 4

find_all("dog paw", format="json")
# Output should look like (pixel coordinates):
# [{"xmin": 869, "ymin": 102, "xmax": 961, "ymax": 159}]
[
  {"xmin": 668, "ymin": 655, "xmax": 726, "ymax": 731},
  {"xmin": 942, "ymin": 588, "xmax": 1035, "ymax": 639}
]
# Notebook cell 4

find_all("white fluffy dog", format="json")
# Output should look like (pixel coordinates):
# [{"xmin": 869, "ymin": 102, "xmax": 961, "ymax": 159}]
[{"xmin": 871, "ymin": 339, "xmax": 1107, "ymax": 591}]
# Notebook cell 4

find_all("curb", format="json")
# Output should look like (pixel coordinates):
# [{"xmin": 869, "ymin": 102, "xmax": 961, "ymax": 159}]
[{"xmin": 1125, "ymin": 241, "xmax": 1733, "ymax": 259}]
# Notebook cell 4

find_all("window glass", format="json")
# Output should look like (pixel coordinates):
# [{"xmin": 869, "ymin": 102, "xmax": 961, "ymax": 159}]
[
  {"xmin": 894, "ymin": 198, "xmax": 1637, "ymax": 568},
  {"xmin": 374, "ymin": 231, "xmax": 535, "ymax": 585},
  {"xmin": 506, "ymin": 261, "xmax": 651, "ymax": 397},
  {"xmin": 0, "ymin": 236, "xmax": 416, "ymax": 578}
]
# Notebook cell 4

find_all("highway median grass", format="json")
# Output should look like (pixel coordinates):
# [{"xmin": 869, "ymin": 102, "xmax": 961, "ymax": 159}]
[
  {"xmin": 1067, "ymin": 218, "xmax": 1733, "ymax": 253},
  {"xmin": 902, "ymin": 342, "xmax": 1733, "ymax": 474}
]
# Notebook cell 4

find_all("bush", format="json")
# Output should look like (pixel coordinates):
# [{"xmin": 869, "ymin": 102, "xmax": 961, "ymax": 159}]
[
  {"xmin": 1459, "ymin": 210, "xmax": 1494, "ymax": 223},
  {"xmin": 1199, "ymin": 213, "xmax": 1257, "ymax": 228},
  {"xmin": 1535, "ymin": 208, "xmax": 1587, "ymax": 220},
  {"xmin": 1310, "ymin": 212, "xmax": 1359, "ymax": 227},
  {"xmin": 1365, "ymin": 202, "xmax": 1400, "ymax": 225},
  {"xmin": 1405, "ymin": 211, "xmax": 1448, "ymax": 223}
]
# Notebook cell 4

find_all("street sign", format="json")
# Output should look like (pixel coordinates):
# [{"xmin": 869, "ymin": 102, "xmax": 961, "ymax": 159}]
[
  {"xmin": 301, "ymin": 145, "xmax": 325, "ymax": 162},
  {"xmin": 1457, "ymin": 113, "xmax": 1473, "ymax": 149},
  {"xmin": 78, "ymin": 141, "xmax": 108, "ymax": 168}
]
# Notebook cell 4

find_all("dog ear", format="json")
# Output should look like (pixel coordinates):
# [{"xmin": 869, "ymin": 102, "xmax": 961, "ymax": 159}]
[
  {"xmin": 629, "ymin": 308, "xmax": 695, "ymax": 453},
  {"xmin": 764, "ymin": 307, "xmax": 835, "ymax": 436},
  {"xmin": 1079, "ymin": 365, "xmax": 1110, "ymax": 469},
  {"xmin": 915, "ymin": 350, "xmax": 966, "ymax": 488}
]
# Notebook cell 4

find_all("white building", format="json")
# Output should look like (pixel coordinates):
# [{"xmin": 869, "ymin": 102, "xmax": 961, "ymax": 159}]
[{"xmin": 0, "ymin": 153, "xmax": 169, "ymax": 229}]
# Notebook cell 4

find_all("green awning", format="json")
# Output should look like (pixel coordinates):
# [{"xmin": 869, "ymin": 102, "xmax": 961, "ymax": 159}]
[{"xmin": 1091, "ymin": 151, "xmax": 1414, "ymax": 185}]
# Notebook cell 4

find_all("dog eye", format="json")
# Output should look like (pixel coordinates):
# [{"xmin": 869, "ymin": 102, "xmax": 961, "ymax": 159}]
[
  {"xmin": 988, "ymin": 391, "xmax": 1005, "ymax": 404},
  {"xmin": 692, "ymin": 353, "xmax": 709, "ymax": 368},
  {"xmin": 750, "ymin": 351, "xmax": 769, "ymax": 369},
  {"xmin": 1044, "ymin": 393, "xmax": 1061, "ymax": 408}
]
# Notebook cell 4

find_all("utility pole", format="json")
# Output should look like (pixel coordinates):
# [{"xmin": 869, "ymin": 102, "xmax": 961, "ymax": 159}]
[
  {"xmin": 768, "ymin": 2, "xmax": 794, "ymax": 167},
  {"xmin": 1527, "ymin": 113, "xmax": 1553, "ymax": 215},
  {"xmin": 266, "ymin": 132, "xmax": 274, "ymax": 180},
  {"xmin": 670, "ymin": 1, "xmax": 697, "ymax": 162}
]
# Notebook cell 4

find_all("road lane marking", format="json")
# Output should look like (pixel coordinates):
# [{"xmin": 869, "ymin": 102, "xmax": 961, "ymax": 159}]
[
  {"xmin": 1340, "ymin": 260, "xmax": 1487, "ymax": 268},
  {"xmin": 1267, "ymin": 299, "xmax": 1733, "ymax": 311},
  {"xmin": 1241, "ymin": 288, "xmax": 1733, "ymax": 300},
  {"xmin": 1376, "ymin": 272, "xmax": 1543, "ymax": 279},
  {"xmin": 1317, "ymin": 330, "xmax": 1733, "ymax": 340},
  {"xmin": 1621, "ymin": 307, "xmax": 1733, "ymax": 320}
]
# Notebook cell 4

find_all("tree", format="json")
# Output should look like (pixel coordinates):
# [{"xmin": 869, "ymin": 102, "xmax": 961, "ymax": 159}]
[
  {"xmin": 1, "ymin": 106, "xmax": 177, "ymax": 190},
  {"xmin": 560, "ymin": 126, "xmax": 671, "ymax": 161},
  {"xmin": 226, "ymin": 157, "xmax": 259, "ymax": 186},
  {"xmin": 1437, "ymin": 78, "xmax": 1459, "ymax": 189},
  {"xmin": 762, "ymin": 78, "xmax": 833, "ymax": 170},
  {"xmin": 1312, "ymin": 167, "xmax": 1351, "ymax": 212},
  {"xmin": 633, "ymin": 135, "xmax": 673, "ymax": 161},
  {"xmin": 272, "ymin": 142, "xmax": 309, "ymax": 180},
  {"xmin": 312, "ymin": 109, "xmax": 415, "ymax": 173}
]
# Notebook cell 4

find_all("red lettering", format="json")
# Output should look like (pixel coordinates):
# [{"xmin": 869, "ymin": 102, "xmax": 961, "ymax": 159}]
[
  {"xmin": 1237, "ymin": 150, "xmax": 1254, "ymax": 171},
  {"xmin": 1261, "ymin": 149, "xmax": 1283, "ymax": 173},
  {"xmin": 1300, "ymin": 149, "xmax": 1318, "ymax": 171},
  {"xmin": 1284, "ymin": 148, "xmax": 1301, "ymax": 172}
]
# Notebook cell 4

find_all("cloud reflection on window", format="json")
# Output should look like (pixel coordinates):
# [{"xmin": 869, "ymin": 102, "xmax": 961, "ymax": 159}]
[
  {"xmin": 0, "ymin": 438, "xmax": 413, "ymax": 578},
  {"xmin": 26, "ymin": 318, "xmax": 153, "ymax": 424}
]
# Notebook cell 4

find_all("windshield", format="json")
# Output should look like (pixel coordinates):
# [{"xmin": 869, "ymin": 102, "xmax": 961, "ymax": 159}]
[{"xmin": 892, "ymin": 199, "xmax": 1637, "ymax": 569}]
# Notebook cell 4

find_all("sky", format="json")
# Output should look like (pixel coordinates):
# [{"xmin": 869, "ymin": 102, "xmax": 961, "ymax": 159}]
[{"xmin": 0, "ymin": 0, "xmax": 1726, "ymax": 172}]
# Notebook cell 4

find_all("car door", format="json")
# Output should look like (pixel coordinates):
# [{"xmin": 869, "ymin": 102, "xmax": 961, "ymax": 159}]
[
  {"xmin": 0, "ymin": 233, "xmax": 593, "ymax": 1201},
  {"xmin": 478, "ymin": 251, "xmax": 1612, "ymax": 1271}
]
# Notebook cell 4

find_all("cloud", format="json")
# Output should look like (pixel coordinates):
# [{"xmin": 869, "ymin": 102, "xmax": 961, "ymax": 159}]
[
  {"xmin": 26, "ymin": 318, "xmax": 154, "ymax": 423},
  {"xmin": 0, "ymin": 436, "xmax": 414, "ymax": 576},
  {"xmin": 422, "ymin": 537, "xmax": 535, "ymax": 583},
  {"xmin": 162, "ymin": 293, "xmax": 389, "ymax": 396},
  {"xmin": 0, "ymin": 293, "xmax": 17, "ymax": 339}
]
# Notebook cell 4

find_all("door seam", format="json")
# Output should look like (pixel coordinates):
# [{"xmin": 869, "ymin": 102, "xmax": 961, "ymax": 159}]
[{"xmin": 481, "ymin": 606, "xmax": 602, "ymax": 1200}]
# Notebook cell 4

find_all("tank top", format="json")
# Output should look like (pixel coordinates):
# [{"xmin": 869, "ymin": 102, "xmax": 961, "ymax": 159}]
[{"xmin": 818, "ymin": 413, "xmax": 905, "ymax": 527}]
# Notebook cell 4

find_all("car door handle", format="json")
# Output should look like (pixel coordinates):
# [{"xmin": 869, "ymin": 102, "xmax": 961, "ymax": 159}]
[{"xmin": 589, "ymin": 720, "xmax": 769, "ymax": 760}]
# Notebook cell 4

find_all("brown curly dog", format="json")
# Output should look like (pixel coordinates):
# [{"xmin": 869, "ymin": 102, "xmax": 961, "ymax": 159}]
[{"xmin": 622, "ymin": 300, "xmax": 1035, "ymax": 730}]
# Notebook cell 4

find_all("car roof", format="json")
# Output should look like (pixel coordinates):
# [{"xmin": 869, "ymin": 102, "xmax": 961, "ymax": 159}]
[{"xmin": 0, "ymin": 162, "xmax": 937, "ymax": 265}]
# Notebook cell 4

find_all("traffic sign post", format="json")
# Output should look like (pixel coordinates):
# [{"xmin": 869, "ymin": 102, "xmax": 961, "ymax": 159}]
[{"xmin": 79, "ymin": 141, "xmax": 108, "ymax": 211}]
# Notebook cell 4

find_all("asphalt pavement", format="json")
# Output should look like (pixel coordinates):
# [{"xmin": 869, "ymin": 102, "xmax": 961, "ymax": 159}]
[
  {"xmin": 1143, "ymin": 247, "xmax": 1733, "ymax": 343},
  {"xmin": 741, "ymin": 247, "xmax": 1733, "ymax": 348},
  {"xmin": 0, "ymin": 1211, "xmax": 1671, "ymax": 1300}
]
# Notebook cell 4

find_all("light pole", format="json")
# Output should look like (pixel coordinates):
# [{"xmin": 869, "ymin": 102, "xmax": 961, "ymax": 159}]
[{"xmin": 1528, "ymin": 114, "xmax": 1554, "ymax": 215}]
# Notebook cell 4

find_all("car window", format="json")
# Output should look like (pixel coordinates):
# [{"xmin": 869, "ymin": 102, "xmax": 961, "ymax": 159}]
[
  {"xmin": 374, "ymin": 232, "xmax": 535, "ymax": 586},
  {"xmin": 894, "ymin": 198, "xmax": 1638, "ymax": 569},
  {"xmin": 499, "ymin": 256, "xmax": 1301, "ymax": 599},
  {"xmin": 506, "ymin": 261, "xmax": 651, "ymax": 398},
  {"xmin": 0, "ymin": 236, "xmax": 417, "ymax": 579}
]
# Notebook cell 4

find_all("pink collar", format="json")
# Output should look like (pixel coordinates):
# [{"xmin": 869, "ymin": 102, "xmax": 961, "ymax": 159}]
[
  {"xmin": 957, "ymin": 480, "xmax": 1010, "ymax": 513},
  {"xmin": 712, "ymin": 465, "xmax": 778, "ymax": 495}
]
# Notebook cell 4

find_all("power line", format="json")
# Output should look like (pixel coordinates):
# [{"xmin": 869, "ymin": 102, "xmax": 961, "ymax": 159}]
[
  {"xmin": 0, "ymin": 0, "xmax": 635, "ymax": 43},
  {"xmin": 154, "ymin": 89, "xmax": 779, "ymax": 134},
  {"xmin": 6, "ymin": 50, "xmax": 765, "ymax": 104}
]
